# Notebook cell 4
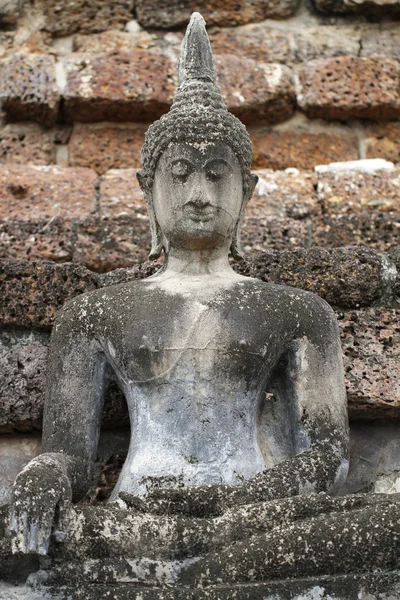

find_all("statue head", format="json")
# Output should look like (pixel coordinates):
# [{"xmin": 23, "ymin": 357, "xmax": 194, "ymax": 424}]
[{"xmin": 137, "ymin": 12, "xmax": 258, "ymax": 261}]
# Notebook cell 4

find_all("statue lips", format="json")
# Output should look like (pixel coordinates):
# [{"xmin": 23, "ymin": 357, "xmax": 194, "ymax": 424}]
[{"xmin": 183, "ymin": 202, "xmax": 217, "ymax": 223}]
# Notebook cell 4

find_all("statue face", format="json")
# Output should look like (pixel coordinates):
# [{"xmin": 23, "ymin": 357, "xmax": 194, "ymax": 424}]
[{"xmin": 152, "ymin": 142, "xmax": 243, "ymax": 251}]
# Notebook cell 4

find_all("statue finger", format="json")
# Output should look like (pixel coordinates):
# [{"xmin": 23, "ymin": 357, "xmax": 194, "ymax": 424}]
[
  {"xmin": 26, "ymin": 522, "xmax": 39, "ymax": 553},
  {"xmin": 36, "ymin": 512, "xmax": 54, "ymax": 556},
  {"xmin": 11, "ymin": 511, "xmax": 29, "ymax": 554}
]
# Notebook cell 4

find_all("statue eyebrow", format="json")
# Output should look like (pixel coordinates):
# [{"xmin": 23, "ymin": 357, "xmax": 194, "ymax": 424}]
[{"xmin": 204, "ymin": 158, "xmax": 232, "ymax": 169}]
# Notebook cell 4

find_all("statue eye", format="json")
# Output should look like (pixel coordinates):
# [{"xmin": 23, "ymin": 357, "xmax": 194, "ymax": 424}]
[
  {"xmin": 206, "ymin": 160, "xmax": 230, "ymax": 182},
  {"xmin": 171, "ymin": 160, "xmax": 193, "ymax": 182}
]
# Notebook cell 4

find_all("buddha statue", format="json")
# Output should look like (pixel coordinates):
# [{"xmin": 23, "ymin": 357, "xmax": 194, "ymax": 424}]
[{"xmin": 4, "ymin": 12, "xmax": 400, "ymax": 596}]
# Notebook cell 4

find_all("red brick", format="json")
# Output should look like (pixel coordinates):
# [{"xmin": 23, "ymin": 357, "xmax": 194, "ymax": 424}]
[
  {"xmin": 0, "ymin": 259, "xmax": 98, "ymax": 328},
  {"xmin": 365, "ymin": 122, "xmax": 400, "ymax": 165},
  {"xmin": 63, "ymin": 51, "xmax": 176, "ymax": 123},
  {"xmin": 209, "ymin": 24, "xmax": 293, "ymax": 63},
  {"xmin": 314, "ymin": 0, "xmax": 400, "ymax": 16},
  {"xmin": 69, "ymin": 126, "xmax": 145, "ymax": 174},
  {"xmin": 251, "ymin": 130, "xmax": 358, "ymax": 170},
  {"xmin": 217, "ymin": 57, "xmax": 295, "ymax": 125},
  {"xmin": 99, "ymin": 168, "xmax": 146, "ymax": 217},
  {"xmin": 0, "ymin": 165, "xmax": 98, "ymax": 221},
  {"xmin": 43, "ymin": 0, "xmax": 135, "ymax": 36},
  {"xmin": 136, "ymin": 0, "xmax": 299, "ymax": 29},
  {"xmin": 298, "ymin": 57, "xmax": 400, "ymax": 120},
  {"xmin": 340, "ymin": 309, "xmax": 400, "ymax": 420},
  {"xmin": 0, "ymin": 125, "xmax": 56, "ymax": 166},
  {"xmin": 316, "ymin": 169, "xmax": 400, "ymax": 214},
  {"xmin": 250, "ymin": 169, "xmax": 319, "ymax": 219},
  {"xmin": 73, "ymin": 30, "xmax": 156, "ymax": 54},
  {"xmin": 0, "ymin": 54, "xmax": 59, "ymax": 127}
]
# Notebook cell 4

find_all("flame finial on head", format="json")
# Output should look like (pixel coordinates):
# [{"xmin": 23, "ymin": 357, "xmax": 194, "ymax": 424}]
[{"xmin": 138, "ymin": 12, "xmax": 255, "ymax": 261}]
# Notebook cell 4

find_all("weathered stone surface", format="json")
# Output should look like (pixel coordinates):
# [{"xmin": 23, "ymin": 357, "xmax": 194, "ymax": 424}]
[
  {"xmin": 0, "ymin": 217, "xmax": 74, "ymax": 262},
  {"xmin": 365, "ymin": 122, "xmax": 400, "ymax": 164},
  {"xmin": 63, "ymin": 51, "xmax": 176, "ymax": 123},
  {"xmin": 217, "ymin": 57, "xmax": 295, "ymax": 125},
  {"xmin": 72, "ymin": 215, "xmax": 151, "ymax": 272},
  {"xmin": 99, "ymin": 168, "xmax": 146, "ymax": 217},
  {"xmin": 293, "ymin": 26, "xmax": 361, "ymax": 62},
  {"xmin": 72, "ymin": 30, "xmax": 156, "ymax": 54},
  {"xmin": 209, "ymin": 24, "xmax": 293, "ymax": 64},
  {"xmin": 251, "ymin": 130, "xmax": 358, "ymax": 170},
  {"xmin": 0, "ymin": 0, "xmax": 21, "ymax": 25},
  {"xmin": 316, "ymin": 168, "xmax": 400, "ymax": 214},
  {"xmin": 136, "ymin": 0, "xmax": 300, "ymax": 29},
  {"xmin": 312, "ymin": 212, "xmax": 400, "ymax": 253},
  {"xmin": 0, "ymin": 260, "xmax": 97, "ymax": 328},
  {"xmin": 343, "ymin": 421, "xmax": 400, "ymax": 494},
  {"xmin": 237, "ymin": 247, "xmax": 382, "ymax": 308},
  {"xmin": 242, "ymin": 216, "xmax": 309, "ymax": 254},
  {"xmin": 314, "ymin": 0, "xmax": 400, "ymax": 16},
  {"xmin": 0, "ymin": 434, "xmax": 41, "ymax": 505},
  {"xmin": 0, "ymin": 165, "xmax": 98, "ymax": 220},
  {"xmin": 298, "ymin": 57, "xmax": 400, "ymax": 120},
  {"xmin": 0, "ymin": 54, "xmax": 59, "ymax": 127},
  {"xmin": 250, "ymin": 169, "xmax": 318, "ymax": 219},
  {"xmin": 68, "ymin": 126, "xmax": 145, "ymax": 174},
  {"xmin": 339, "ymin": 309, "xmax": 400, "ymax": 420},
  {"xmin": 0, "ymin": 125, "xmax": 56, "ymax": 166},
  {"xmin": 361, "ymin": 24, "xmax": 400, "ymax": 61},
  {"xmin": 43, "ymin": 0, "xmax": 135, "ymax": 36}
]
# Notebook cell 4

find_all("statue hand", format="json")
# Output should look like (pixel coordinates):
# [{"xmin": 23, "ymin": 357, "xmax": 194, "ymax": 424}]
[{"xmin": 9, "ymin": 454, "xmax": 72, "ymax": 555}]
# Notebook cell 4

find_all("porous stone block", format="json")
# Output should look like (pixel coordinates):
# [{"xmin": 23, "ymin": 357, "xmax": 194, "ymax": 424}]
[
  {"xmin": 239, "ymin": 247, "xmax": 382, "ymax": 308},
  {"xmin": 298, "ymin": 57, "xmax": 400, "ymax": 120},
  {"xmin": 0, "ymin": 165, "xmax": 98, "ymax": 221},
  {"xmin": 0, "ymin": 54, "xmax": 59, "ymax": 127},
  {"xmin": 209, "ymin": 24, "xmax": 294, "ymax": 64},
  {"xmin": 43, "ymin": 0, "xmax": 135, "ymax": 36},
  {"xmin": 361, "ymin": 24, "xmax": 400, "ymax": 61},
  {"xmin": 365, "ymin": 122, "xmax": 400, "ymax": 164},
  {"xmin": 217, "ymin": 57, "xmax": 295, "ymax": 125},
  {"xmin": 0, "ymin": 125, "xmax": 56, "ymax": 166},
  {"xmin": 136, "ymin": 0, "xmax": 300, "ymax": 29},
  {"xmin": 0, "ymin": 260, "xmax": 97, "ymax": 328},
  {"xmin": 72, "ymin": 215, "xmax": 151, "ymax": 272},
  {"xmin": 72, "ymin": 30, "xmax": 156, "ymax": 54},
  {"xmin": 68, "ymin": 126, "xmax": 145, "ymax": 174},
  {"xmin": 312, "ymin": 212, "xmax": 400, "ymax": 253},
  {"xmin": 316, "ymin": 168, "xmax": 400, "ymax": 213},
  {"xmin": 241, "ymin": 216, "xmax": 309, "ymax": 254},
  {"xmin": 293, "ymin": 26, "xmax": 361, "ymax": 62},
  {"xmin": 250, "ymin": 169, "xmax": 318, "ymax": 219},
  {"xmin": 314, "ymin": 0, "xmax": 400, "ymax": 16},
  {"xmin": 251, "ymin": 130, "xmax": 358, "ymax": 170},
  {"xmin": 340, "ymin": 309, "xmax": 400, "ymax": 420},
  {"xmin": 63, "ymin": 51, "xmax": 176, "ymax": 123},
  {"xmin": 99, "ymin": 168, "xmax": 146, "ymax": 217}
]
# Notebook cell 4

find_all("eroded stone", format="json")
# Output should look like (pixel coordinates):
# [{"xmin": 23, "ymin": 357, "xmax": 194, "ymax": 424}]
[
  {"xmin": 0, "ymin": 54, "xmax": 59, "ymax": 127},
  {"xmin": 43, "ymin": 0, "xmax": 135, "ymax": 36},
  {"xmin": 298, "ymin": 57, "xmax": 400, "ymax": 120}
]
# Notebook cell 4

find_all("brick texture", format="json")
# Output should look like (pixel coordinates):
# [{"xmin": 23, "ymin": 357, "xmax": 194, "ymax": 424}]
[
  {"xmin": 217, "ymin": 57, "xmax": 295, "ymax": 125},
  {"xmin": 68, "ymin": 126, "xmax": 145, "ymax": 174},
  {"xmin": 0, "ymin": 54, "xmax": 59, "ymax": 126},
  {"xmin": 314, "ymin": 0, "xmax": 400, "ymax": 16},
  {"xmin": 63, "ymin": 51, "xmax": 176, "ymax": 123},
  {"xmin": 365, "ymin": 122, "xmax": 400, "ymax": 165},
  {"xmin": 136, "ymin": 0, "xmax": 300, "ymax": 29},
  {"xmin": 0, "ymin": 126, "xmax": 56, "ymax": 166},
  {"xmin": 43, "ymin": 0, "xmax": 135, "ymax": 36},
  {"xmin": 298, "ymin": 57, "xmax": 400, "ymax": 120},
  {"xmin": 251, "ymin": 130, "xmax": 358, "ymax": 170}
]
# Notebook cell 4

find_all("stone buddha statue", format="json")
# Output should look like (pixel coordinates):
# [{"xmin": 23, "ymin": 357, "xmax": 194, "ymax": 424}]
[{"xmin": 5, "ymin": 12, "xmax": 399, "ymax": 596}]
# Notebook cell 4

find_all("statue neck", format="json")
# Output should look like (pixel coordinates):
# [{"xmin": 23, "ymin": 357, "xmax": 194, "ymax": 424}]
[{"xmin": 162, "ymin": 245, "xmax": 235, "ymax": 278}]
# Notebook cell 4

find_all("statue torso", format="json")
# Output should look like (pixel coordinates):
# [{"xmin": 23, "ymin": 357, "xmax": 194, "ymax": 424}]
[{"xmin": 72, "ymin": 274, "xmax": 324, "ymax": 498}]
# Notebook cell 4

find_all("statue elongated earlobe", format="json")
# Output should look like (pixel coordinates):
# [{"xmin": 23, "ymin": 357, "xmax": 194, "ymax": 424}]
[
  {"xmin": 230, "ymin": 173, "xmax": 259, "ymax": 261},
  {"xmin": 137, "ymin": 170, "xmax": 164, "ymax": 260}
]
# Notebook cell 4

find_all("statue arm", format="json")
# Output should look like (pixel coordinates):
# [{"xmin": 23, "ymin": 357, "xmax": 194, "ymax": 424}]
[{"xmin": 10, "ymin": 297, "xmax": 107, "ymax": 553}]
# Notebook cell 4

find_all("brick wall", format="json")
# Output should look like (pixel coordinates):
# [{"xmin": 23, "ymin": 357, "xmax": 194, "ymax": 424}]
[{"xmin": 0, "ymin": 0, "xmax": 399, "ymax": 502}]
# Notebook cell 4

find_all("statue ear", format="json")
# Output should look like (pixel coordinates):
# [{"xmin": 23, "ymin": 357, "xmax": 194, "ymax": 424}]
[
  {"xmin": 244, "ymin": 173, "xmax": 258, "ymax": 205},
  {"xmin": 230, "ymin": 172, "xmax": 259, "ymax": 261},
  {"xmin": 137, "ymin": 173, "xmax": 164, "ymax": 260}
]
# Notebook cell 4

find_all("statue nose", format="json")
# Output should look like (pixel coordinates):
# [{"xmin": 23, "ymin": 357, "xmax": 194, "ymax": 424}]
[{"xmin": 186, "ymin": 173, "xmax": 211, "ymax": 207}]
